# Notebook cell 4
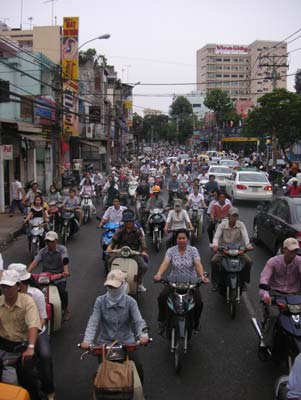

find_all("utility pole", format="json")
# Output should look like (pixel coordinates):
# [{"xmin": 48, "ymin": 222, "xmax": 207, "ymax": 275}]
[{"xmin": 259, "ymin": 53, "xmax": 289, "ymax": 166}]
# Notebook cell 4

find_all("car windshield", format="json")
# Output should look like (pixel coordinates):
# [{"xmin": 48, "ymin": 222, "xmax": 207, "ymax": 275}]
[
  {"xmin": 221, "ymin": 160, "xmax": 236, "ymax": 166},
  {"xmin": 238, "ymin": 173, "xmax": 268, "ymax": 183},
  {"xmin": 210, "ymin": 167, "xmax": 231, "ymax": 174}
]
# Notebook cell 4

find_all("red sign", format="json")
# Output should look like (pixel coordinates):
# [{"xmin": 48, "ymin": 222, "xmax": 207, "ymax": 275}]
[{"xmin": 1, "ymin": 144, "xmax": 13, "ymax": 160}]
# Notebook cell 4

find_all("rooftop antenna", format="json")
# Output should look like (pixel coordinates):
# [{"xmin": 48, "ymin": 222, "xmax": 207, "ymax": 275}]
[
  {"xmin": 28, "ymin": 16, "xmax": 33, "ymax": 29},
  {"xmin": 43, "ymin": 0, "xmax": 58, "ymax": 26}
]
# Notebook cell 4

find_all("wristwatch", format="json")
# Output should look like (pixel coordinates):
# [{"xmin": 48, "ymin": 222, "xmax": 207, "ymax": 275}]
[{"xmin": 27, "ymin": 344, "xmax": 35, "ymax": 349}]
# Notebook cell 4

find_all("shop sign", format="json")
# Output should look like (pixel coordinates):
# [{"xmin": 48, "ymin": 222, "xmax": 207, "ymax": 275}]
[
  {"xmin": 215, "ymin": 45, "xmax": 248, "ymax": 55},
  {"xmin": 1, "ymin": 144, "xmax": 13, "ymax": 160}
]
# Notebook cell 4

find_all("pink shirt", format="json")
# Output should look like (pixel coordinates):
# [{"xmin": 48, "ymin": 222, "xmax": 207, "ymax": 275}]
[{"xmin": 259, "ymin": 255, "xmax": 301, "ymax": 299}]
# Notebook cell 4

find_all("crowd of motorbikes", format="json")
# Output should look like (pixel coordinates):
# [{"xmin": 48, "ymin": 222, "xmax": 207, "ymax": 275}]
[{"xmin": 4, "ymin": 150, "xmax": 301, "ymax": 400}]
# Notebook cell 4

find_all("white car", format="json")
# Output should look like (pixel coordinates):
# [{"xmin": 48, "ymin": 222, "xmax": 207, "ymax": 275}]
[
  {"xmin": 219, "ymin": 159, "xmax": 240, "ymax": 170},
  {"xmin": 225, "ymin": 171, "xmax": 273, "ymax": 203},
  {"xmin": 207, "ymin": 166, "xmax": 232, "ymax": 189}
]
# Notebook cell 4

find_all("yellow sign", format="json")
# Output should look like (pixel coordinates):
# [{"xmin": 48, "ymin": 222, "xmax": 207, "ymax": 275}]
[{"xmin": 222, "ymin": 137, "xmax": 258, "ymax": 142}]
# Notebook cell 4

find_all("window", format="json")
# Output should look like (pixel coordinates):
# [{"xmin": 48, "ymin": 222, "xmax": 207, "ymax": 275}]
[
  {"xmin": 223, "ymin": 66, "xmax": 230, "ymax": 70},
  {"xmin": 215, "ymin": 58, "xmax": 222, "ymax": 62},
  {"xmin": 239, "ymin": 74, "xmax": 244, "ymax": 78},
  {"xmin": 276, "ymin": 200, "xmax": 290, "ymax": 222},
  {"xmin": 231, "ymin": 74, "xmax": 238, "ymax": 78},
  {"xmin": 216, "ymin": 74, "xmax": 222, "ymax": 78},
  {"xmin": 224, "ymin": 74, "xmax": 230, "ymax": 78},
  {"xmin": 20, "ymin": 96, "xmax": 33, "ymax": 119},
  {"xmin": 232, "ymin": 58, "xmax": 238, "ymax": 62},
  {"xmin": 223, "ymin": 58, "xmax": 231, "ymax": 62},
  {"xmin": 231, "ymin": 66, "xmax": 239, "ymax": 70}
]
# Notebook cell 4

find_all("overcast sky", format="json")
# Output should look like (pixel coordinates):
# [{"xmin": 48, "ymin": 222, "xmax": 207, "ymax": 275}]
[{"xmin": 2, "ymin": 0, "xmax": 301, "ymax": 114}]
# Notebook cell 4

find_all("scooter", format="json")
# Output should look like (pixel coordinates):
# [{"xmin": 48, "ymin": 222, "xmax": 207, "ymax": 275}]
[
  {"xmin": 81, "ymin": 195, "xmax": 92, "ymax": 224},
  {"xmin": 99, "ymin": 221, "xmax": 120, "ymax": 273},
  {"xmin": 216, "ymin": 245, "xmax": 251, "ymax": 320},
  {"xmin": 32, "ymin": 272, "xmax": 65, "ymax": 335},
  {"xmin": 158, "ymin": 273, "xmax": 204, "ymax": 373},
  {"xmin": 48, "ymin": 200, "xmax": 62, "ymax": 232},
  {"xmin": 108, "ymin": 246, "xmax": 144, "ymax": 295},
  {"xmin": 60, "ymin": 207, "xmax": 79, "ymax": 245},
  {"xmin": 78, "ymin": 340, "xmax": 151, "ymax": 400},
  {"xmin": 251, "ymin": 289, "xmax": 301, "ymax": 367},
  {"xmin": 148, "ymin": 208, "xmax": 165, "ymax": 252},
  {"xmin": 27, "ymin": 217, "xmax": 45, "ymax": 260},
  {"xmin": 189, "ymin": 205, "xmax": 204, "ymax": 244}
]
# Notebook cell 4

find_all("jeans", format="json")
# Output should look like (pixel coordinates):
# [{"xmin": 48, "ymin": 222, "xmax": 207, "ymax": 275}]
[
  {"xmin": 37, "ymin": 330, "xmax": 54, "ymax": 394},
  {"xmin": 9, "ymin": 199, "xmax": 26, "ymax": 215}
]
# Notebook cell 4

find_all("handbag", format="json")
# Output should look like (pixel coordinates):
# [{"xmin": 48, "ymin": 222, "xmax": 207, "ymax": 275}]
[{"xmin": 93, "ymin": 341, "xmax": 134, "ymax": 400}]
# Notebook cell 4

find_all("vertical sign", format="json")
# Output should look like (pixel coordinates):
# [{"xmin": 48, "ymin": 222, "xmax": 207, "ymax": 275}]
[{"xmin": 62, "ymin": 17, "xmax": 79, "ymax": 137}]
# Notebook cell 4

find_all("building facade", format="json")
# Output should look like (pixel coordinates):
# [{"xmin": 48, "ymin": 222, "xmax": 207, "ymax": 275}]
[{"xmin": 196, "ymin": 40, "xmax": 288, "ymax": 106}]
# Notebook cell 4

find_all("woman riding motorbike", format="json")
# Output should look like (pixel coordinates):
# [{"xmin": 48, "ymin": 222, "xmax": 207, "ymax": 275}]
[{"xmin": 164, "ymin": 199, "xmax": 193, "ymax": 249}]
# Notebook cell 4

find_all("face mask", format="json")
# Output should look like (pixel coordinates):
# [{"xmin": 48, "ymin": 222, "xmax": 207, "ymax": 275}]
[{"xmin": 106, "ymin": 283, "xmax": 125, "ymax": 304}]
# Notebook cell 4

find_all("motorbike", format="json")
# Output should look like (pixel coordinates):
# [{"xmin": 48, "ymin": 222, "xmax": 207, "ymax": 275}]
[
  {"xmin": 81, "ymin": 195, "xmax": 92, "ymax": 224},
  {"xmin": 148, "ymin": 208, "xmax": 165, "ymax": 252},
  {"xmin": 128, "ymin": 180, "xmax": 139, "ymax": 206},
  {"xmin": 251, "ymin": 288, "xmax": 301, "ymax": 367},
  {"xmin": 168, "ymin": 188, "xmax": 179, "ymax": 206},
  {"xmin": 32, "ymin": 272, "xmax": 65, "ymax": 335},
  {"xmin": 154, "ymin": 174, "xmax": 164, "ymax": 188},
  {"xmin": 78, "ymin": 340, "xmax": 151, "ymax": 400},
  {"xmin": 48, "ymin": 200, "xmax": 62, "ymax": 232},
  {"xmin": 215, "ymin": 245, "xmax": 251, "ymax": 319},
  {"xmin": 158, "ymin": 273, "xmax": 204, "ymax": 373},
  {"xmin": 94, "ymin": 183, "xmax": 103, "ymax": 204},
  {"xmin": 274, "ymin": 375, "xmax": 289, "ymax": 400},
  {"xmin": 60, "ymin": 207, "xmax": 79, "ymax": 245},
  {"xmin": 99, "ymin": 221, "xmax": 120, "ymax": 273},
  {"xmin": 108, "ymin": 246, "xmax": 145, "ymax": 295},
  {"xmin": 27, "ymin": 217, "xmax": 45, "ymax": 260},
  {"xmin": 189, "ymin": 205, "xmax": 205, "ymax": 244},
  {"xmin": 137, "ymin": 196, "xmax": 149, "ymax": 228}
]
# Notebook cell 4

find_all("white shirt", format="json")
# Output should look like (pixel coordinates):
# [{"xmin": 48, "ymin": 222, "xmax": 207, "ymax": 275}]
[
  {"xmin": 102, "ymin": 206, "xmax": 127, "ymax": 224},
  {"xmin": 11, "ymin": 180, "xmax": 22, "ymax": 200},
  {"xmin": 103, "ymin": 182, "xmax": 119, "ymax": 191},
  {"xmin": 0, "ymin": 253, "xmax": 3, "ymax": 271},
  {"xmin": 27, "ymin": 286, "xmax": 47, "ymax": 320},
  {"xmin": 188, "ymin": 193, "xmax": 204, "ymax": 207},
  {"xmin": 166, "ymin": 209, "xmax": 191, "ymax": 230}
]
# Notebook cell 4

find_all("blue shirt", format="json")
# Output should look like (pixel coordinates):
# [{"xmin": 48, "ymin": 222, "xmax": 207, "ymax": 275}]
[
  {"xmin": 83, "ymin": 294, "xmax": 147, "ymax": 344},
  {"xmin": 287, "ymin": 353, "xmax": 301, "ymax": 398}
]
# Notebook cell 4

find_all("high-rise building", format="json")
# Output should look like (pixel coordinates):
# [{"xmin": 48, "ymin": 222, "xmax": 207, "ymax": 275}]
[{"xmin": 196, "ymin": 40, "xmax": 288, "ymax": 107}]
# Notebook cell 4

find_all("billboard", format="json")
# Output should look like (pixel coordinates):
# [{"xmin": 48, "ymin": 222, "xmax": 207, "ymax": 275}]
[
  {"xmin": 215, "ymin": 44, "xmax": 248, "ymax": 55},
  {"xmin": 62, "ymin": 17, "xmax": 79, "ymax": 137}
]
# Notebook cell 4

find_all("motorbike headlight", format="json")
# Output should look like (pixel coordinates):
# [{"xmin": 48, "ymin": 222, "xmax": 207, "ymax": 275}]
[
  {"xmin": 121, "ymin": 248, "xmax": 131, "ymax": 257},
  {"xmin": 288, "ymin": 304, "xmax": 301, "ymax": 314},
  {"xmin": 228, "ymin": 249, "xmax": 239, "ymax": 256},
  {"xmin": 38, "ymin": 276, "xmax": 50, "ymax": 284}
]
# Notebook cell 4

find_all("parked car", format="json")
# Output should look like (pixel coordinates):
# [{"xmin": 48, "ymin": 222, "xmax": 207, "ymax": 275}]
[
  {"xmin": 225, "ymin": 170, "xmax": 273, "ymax": 203},
  {"xmin": 253, "ymin": 196, "xmax": 301, "ymax": 254},
  {"xmin": 207, "ymin": 165, "xmax": 232, "ymax": 189}
]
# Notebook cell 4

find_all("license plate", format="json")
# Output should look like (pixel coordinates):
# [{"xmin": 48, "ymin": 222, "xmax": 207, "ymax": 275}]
[{"xmin": 251, "ymin": 187, "xmax": 258, "ymax": 192}]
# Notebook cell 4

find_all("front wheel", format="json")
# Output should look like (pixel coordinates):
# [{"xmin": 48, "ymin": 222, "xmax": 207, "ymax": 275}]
[
  {"xmin": 31, "ymin": 240, "xmax": 39, "ymax": 260},
  {"xmin": 229, "ymin": 288, "xmax": 237, "ymax": 320},
  {"xmin": 154, "ymin": 230, "xmax": 160, "ymax": 252},
  {"xmin": 174, "ymin": 335, "xmax": 185, "ymax": 373},
  {"xmin": 253, "ymin": 222, "xmax": 261, "ymax": 245},
  {"xmin": 61, "ymin": 225, "xmax": 68, "ymax": 245},
  {"xmin": 83, "ymin": 208, "xmax": 89, "ymax": 224}
]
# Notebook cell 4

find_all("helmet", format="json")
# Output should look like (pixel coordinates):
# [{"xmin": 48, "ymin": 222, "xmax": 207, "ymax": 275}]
[
  {"xmin": 122, "ymin": 209, "xmax": 135, "ymax": 222},
  {"xmin": 152, "ymin": 185, "xmax": 161, "ymax": 193}
]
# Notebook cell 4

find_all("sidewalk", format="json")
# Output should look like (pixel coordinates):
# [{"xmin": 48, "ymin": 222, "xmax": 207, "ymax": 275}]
[{"xmin": 0, "ymin": 213, "xmax": 24, "ymax": 248}]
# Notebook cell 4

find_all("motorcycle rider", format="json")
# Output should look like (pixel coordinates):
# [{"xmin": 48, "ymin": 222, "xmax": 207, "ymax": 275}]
[
  {"xmin": 80, "ymin": 177, "xmax": 96, "ymax": 216},
  {"xmin": 107, "ymin": 210, "xmax": 149, "ymax": 292},
  {"xmin": 80, "ymin": 269, "xmax": 149, "ymax": 384},
  {"xmin": 0, "ymin": 269, "xmax": 41, "ymax": 399},
  {"xmin": 23, "ymin": 182, "xmax": 41, "ymax": 207},
  {"xmin": 207, "ymin": 191, "xmax": 232, "ymax": 243},
  {"xmin": 285, "ymin": 178, "xmax": 301, "ymax": 197},
  {"xmin": 167, "ymin": 173, "xmax": 180, "ymax": 205},
  {"xmin": 135, "ymin": 178, "xmax": 150, "ymax": 221},
  {"xmin": 63, "ymin": 188, "xmax": 82, "ymax": 226},
  {"xmin": 259, "ymin": 237, "xmax": 301, "ymax": 352},
  {"xmin": 204, "ymin": 174, "xmax": 220, "ymax": 195},
  {"xmin": 211, "ymin": 207, "xmax": 253, "ymax": 291},
  {"xmin": 27, "ymin": 231, "xmax": 71, "ymax": 321},
  {"xmin": 8, "ymin": 264, "xmax": 55, "ymax": 400},
  {"xmin": 164, "ymin": 199, "xmax": 193, "ymax": 249},
  {"xmin": 47, "ymin": 184, "xmax": 61, "ymax": 203},
  {"xmin": 146, "ymin": 185, "xmax": 166, "ymax": 210},
  {"xmin": 177, "ymin": 169, "xmax": 189, "ymax": 186},
  {"xmin": 154, "ymin": 229, "xmax": 209, "ymax": 332},
  {"xmin": 98, "ymin": 196, "xmax": 127, "ymax": 228},
  {"xmin": 186, "ymin": 184, "xmax": 206, "ymax": 212}
]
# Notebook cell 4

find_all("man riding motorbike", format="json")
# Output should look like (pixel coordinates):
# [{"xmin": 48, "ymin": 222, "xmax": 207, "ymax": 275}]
[
  {"xmin": 204, "ymin": 174, "xmax": 220, "ymax": 195},
  {"xmin": 259, "ymin": 237, "xmax": 301, "ymax": 352},
  {"xmin": 98, "ymin": 196, "xmax": 127, "ymax": 228},
  {"xmin": 211, "ymin": 207, "xmax": 253, "ymax": 291},
  {"xmin": 27, "ymin": 231, "xmax": 71, "ymax": 320},
  {"xmin": 107, "ymin": 210, "xmax": 148, "ymax": 292},
  {"xmin": 80, "ymin": 269, "xmax": 149, "ymax": 384},
  {"xmin": 146, "ymin": 185, "xmax": 166, "ymax": 210},
  {"xmin": 207, "ymin": 191, "xmax": 232, "ymax": 243},
  {"xmin": 167, "ymin": 173, "xmax": 180, "ymax": 206},
  {"xmin": 135, "ymin": 179, "xmax": 150, "ymax": 221}
]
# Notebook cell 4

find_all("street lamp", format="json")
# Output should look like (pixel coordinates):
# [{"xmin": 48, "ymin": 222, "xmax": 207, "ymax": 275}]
[{"xmin": 78, "ymin": 34, "xmax": 111, "ymax": 50}]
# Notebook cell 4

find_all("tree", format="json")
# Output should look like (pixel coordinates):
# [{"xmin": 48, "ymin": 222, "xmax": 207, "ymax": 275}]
[
  {"xmin": 246, "ymin": 89, "xmax": 301, "ymax": 157},
  {"xmin": 204, "ymin": 89, "xmax": 237, "ymax": 128},
  {"xmin": 169, "ymin": 96, "xmax": 193, "ymax": 143},
  {"xmin": 295, "ymin": 69, "xmax": 301, "ymax": 95}
]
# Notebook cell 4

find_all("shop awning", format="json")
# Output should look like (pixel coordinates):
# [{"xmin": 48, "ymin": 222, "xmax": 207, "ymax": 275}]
[
  {"xmin": 80, "ymin": 140, "xmax": 100, "ymax": 149},
  {"xmin": 19, "ymin": 134, "xmax": 49, "ymax": 142}
]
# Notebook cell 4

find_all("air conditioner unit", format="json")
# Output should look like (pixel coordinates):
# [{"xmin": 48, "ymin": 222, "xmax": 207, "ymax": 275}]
[{"xmin": 86, "ymin": 123, "xmax": 94, "ymax": 139}]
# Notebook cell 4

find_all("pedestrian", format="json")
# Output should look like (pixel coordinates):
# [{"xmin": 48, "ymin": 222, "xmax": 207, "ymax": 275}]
[{"xmin": 9, "ymin": 175, "xmax": 26, "ymax": 217}]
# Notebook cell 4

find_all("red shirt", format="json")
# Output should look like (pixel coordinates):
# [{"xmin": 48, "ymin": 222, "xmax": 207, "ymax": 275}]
[
  {"xmin": 288, "ymin": 184, "xmax": 301, "ymax": 196},
  {"xmin": 211, "ymin": 202, "xmax": 232, "ymax": 220}
]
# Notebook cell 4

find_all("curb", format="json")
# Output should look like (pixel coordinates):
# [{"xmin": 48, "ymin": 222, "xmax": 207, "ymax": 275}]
[{"xmin": 0, "ymin": 226, "xmax": 24, "ymax": 249}]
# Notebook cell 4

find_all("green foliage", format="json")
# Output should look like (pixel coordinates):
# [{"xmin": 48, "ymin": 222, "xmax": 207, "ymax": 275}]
[
  {"xmin": 169, "ymin": 96, "xmax": 193, "ymax": 143},
  {"xmin": 204, "ymin": 89, "xmax": 239, "ymax": 127},
  {"xmin": 170, "ymin": 96, "xmax": 193, "ymax": 116},
  {"xmin": 295, "ymin": 69, "xmax": 301, "ymax": 95},
  {"xmin": 246, "ymin": 89, "xmax": 301, "ymax": 150}
]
